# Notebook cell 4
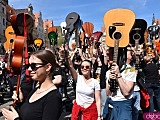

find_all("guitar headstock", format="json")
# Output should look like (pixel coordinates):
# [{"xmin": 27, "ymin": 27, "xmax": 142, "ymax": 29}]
[{"xmin": 65, "ymin": 12, "xmax": 80, "ymax": 34}]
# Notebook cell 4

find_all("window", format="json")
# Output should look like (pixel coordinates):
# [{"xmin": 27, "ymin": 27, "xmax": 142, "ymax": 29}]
[
  {"xmin": 3, "ymin": 18, "xmax": 5, "ymax": 26},
  {"xmin": 2, "ymin": 7, "xmax": 4, "ymax": 14}
]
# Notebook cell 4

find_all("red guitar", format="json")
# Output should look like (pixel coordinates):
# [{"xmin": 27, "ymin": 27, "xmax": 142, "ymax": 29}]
[
  {"xmin": 11, "ymin": 12, "xmax": 34, "ymax": 82},
  {"xmin": 10, "ymin": 12, "xmax": 34, "ymax": 106}
]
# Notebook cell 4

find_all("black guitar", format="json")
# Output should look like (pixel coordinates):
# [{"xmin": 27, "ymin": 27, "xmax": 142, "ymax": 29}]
[
  {"xmin": 65, "ymin": 12, "xmax": 80, "ymax": 43},
  {"xmin": 129, "ymin": 19, "xmax": 147, "ymax": 69},
  {"xmin": 64, "ymin": 12, "xmax": 80, "ymax": 57},
  {"xmin": 148, "ymin": 25, "xmax": 159, "ymax": 55}
]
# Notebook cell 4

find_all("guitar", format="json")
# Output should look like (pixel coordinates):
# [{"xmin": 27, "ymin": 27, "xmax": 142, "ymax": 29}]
[
  {"xmin": 147, "ymin": 25, "xmax": 159, "ymax": 56},
  {"xmin": 65, "ymin": 12, "xmax": 80, "ymax": 38},
  {"xmin": 155, "ymin": 39, "xmax": 160, "ymax": 55},
  {"xmin": 11, "ymin": 36, "xmax": 26, "ymax": 106},
  {"xmin": 10, "ymin": 12, "xmax": 34, "ymax": 106},
  {"xmin": 48, "ymin": 27, "xmax": 58, "ymax": 46},
  {"xmin": 129, "ymin": 19, "xmax": 147, "ymax": 69},
  {"xmin": 90, "ymin": 31, "xmax": 103, "ymax": 47},
  {"xmin": 65, "ymin": 12, "xmax": 80, "ymax": 49},
  {"xmin": 11, "ymin": 12, "xmax": 34, "ymax": 82},
  {"xmin": 4, "ymin": 26, "xmax": 16, "ymax": 72},
  {"xmin": 103, "ymin": 8, "xmax": 135, "ymax": 92},
  {"xmin": 34, "ymin": 38, "xmax": 43, "ymax": 50},
  {"xmin": 82, "ymin": 22, "xmax": 94, "ymax": 49}
]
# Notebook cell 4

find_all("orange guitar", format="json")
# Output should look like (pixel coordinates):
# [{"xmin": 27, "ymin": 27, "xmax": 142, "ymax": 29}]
[
  {"xmin": 4, "ymin": 26, "xmax": 16, "ymax": 72},
  {"xmin": 34, "ymin": 38, "xmax": 43, "ymax": 50},
  {"xmin": 103, "ymin": 8, "xmax": 135, "ymax": 92},
  {"xmin": 4, "ymin": 26, "xmax": 16, "ymax": 51}
]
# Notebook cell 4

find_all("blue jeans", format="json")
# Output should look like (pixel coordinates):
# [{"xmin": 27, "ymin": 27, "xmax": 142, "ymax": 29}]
[
  {"xmin": 103, "ymin": 98, "xmax": 133, "ymax": 120},
  {"xmin": 145, "ymin": 83, "xmax": 160, "ymax": 112},
  {"xmin": 101, "ymin": 89, "xmax": 108, "ymax": 116},
  {"xmin": 132, "ymin": 91, "xmax": 141, "ymax": 120}
]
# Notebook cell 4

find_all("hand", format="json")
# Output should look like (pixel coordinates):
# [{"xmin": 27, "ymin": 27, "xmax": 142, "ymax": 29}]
[
  {"xmin": 12, "ymin": 87, "xmax": 23, "ymax": 102},
  {"xmin": 109, "ymin": 63, "xmax": 120, "ymax": 79},
  {"xmin": 97, "ymin": 116, "xmax": 102, "ymax": 120},
  {"xmin": 1, "ymin": 106, "xmax": 19, "ymax": 120}
]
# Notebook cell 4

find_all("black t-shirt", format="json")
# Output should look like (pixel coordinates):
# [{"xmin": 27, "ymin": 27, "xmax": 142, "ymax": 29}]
[
  {"xmin": 19, "ymin": 89, "xmax": 62, "ymax": 120},
  {"xmin": 100, "ymin": 63, "xmax": 109, "ymax": 89},
  {"xmin": 143, "ymin": 62, "xmax": 159, "ymax": 84}
]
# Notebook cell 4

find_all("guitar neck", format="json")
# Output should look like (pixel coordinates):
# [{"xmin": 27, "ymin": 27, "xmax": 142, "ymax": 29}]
[{"xmin": 113, "ymin": 39, "xmax": 119, "ymax": 63}]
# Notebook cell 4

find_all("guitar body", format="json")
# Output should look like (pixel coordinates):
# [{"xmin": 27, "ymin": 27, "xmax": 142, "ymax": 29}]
[
  {"xmin": 34, "ymin": 38, "xmax": 43, "ymax": 49},
  {"xmin": 65, "ymin": 12, "xmax": 80, "ymax": 34},
  {"xmin": 90, "ymin": 31, "xmax": 103, "ymax": 44},
  {"xmin": 129, "ymin": 19, "xmax": 147, "ymax": 46},
  {"xmin": 11, "ymin": 36, "xmax": 26, "ymax": 73},
  {"xmin": 82, "ymin": 22, "xmax": 94, "ymax": 52},
  {"xmin": 104, "ymin": 8, "xmax": 135, "ymax": 47},
  {"xmin": 147, "ymin": 25, "xmax": 160, "ymax": 55},
  {"xmin": 82, "ymin": 22, "xmax": 94, "ymax": 38},
  {"xmin": 11, "ymin": 36, "xmax": 26, "ymax": 106},
  {"xmin": 4, "ymin": 26, "xmax": 16, "ymax": 51},
  {"xmin": 129, "ymin": 19, "xmax": 147, "ymax": 69}
]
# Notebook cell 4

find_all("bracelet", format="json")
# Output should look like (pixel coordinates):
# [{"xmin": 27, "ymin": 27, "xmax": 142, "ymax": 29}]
[
  {"xmin": 117, "ymin": 75, "xmax": 122, "ymax": 79},
  {"xmin": 117, "ymin": 73, "xmax": 122, "ymax": 79}
]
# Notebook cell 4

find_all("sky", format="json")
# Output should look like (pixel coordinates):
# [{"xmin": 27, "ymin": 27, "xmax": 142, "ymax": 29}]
[{"xmin": 8, "ymin": 0, "xmax": 160, "ymax": 32}]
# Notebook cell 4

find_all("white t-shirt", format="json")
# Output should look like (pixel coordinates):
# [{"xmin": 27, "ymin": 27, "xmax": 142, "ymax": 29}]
[
  {"xmin": 76, "ymin": 74, "xmax": 100, "ymax": 106},
  {"xmin": 107, "ymin": 64, "xmax": 137, "ymax": 101}
]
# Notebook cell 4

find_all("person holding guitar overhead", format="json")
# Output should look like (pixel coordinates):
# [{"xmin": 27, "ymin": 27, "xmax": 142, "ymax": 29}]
[
  {"xmin": 102, "ymin": 8, "xmax": 136, "ymax": 120},
  {"xmin": 65, "ymin": 44, "xmax": 101, "ymax": 120},
  {"xmin": 1, "ymin": 50, "xmax": 62, "ymax": 120},
  {"xmin": 103, "ymin": 49, "xmax": 137, "ymax": 120}
]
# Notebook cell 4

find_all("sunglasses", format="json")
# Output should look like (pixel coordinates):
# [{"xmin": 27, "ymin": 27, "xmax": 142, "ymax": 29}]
[
  {"xmin": 26, "ymin": 63, "xmax": 46, "ymax": 71},
  {"xmin": 81, "ymin": 65, "xmax": 90, "ymax": 70}
]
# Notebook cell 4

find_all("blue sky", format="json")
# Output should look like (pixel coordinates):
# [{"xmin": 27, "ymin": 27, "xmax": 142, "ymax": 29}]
[{"xmin": 9, "ymin": 0, "xmax": 160, "ymax": 32}]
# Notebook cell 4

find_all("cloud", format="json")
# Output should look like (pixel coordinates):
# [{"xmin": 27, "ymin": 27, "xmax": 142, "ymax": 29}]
[{"xmin": 143, "ymin": 0, "xmax": 147, "ymax": 7}]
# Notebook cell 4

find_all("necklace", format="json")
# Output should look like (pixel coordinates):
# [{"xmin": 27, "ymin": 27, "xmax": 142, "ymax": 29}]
[{"xmin": 36, "ymin": 84, "xmax": 54, "ymax": 94}]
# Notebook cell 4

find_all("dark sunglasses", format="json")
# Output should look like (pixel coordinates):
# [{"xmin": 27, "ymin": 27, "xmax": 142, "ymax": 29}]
[
  {"xmin": 81, "ymin": 65, "xmax": 90, "ymax": 70},
  {"xmin": 26, "ymin": 63, "xmax": 46, "ymax": 71}
]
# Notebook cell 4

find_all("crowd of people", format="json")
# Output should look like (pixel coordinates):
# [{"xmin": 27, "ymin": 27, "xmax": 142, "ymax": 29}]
[{"xmin": 0, "ymin": 35, "xmax": 159, "ymax": 120}]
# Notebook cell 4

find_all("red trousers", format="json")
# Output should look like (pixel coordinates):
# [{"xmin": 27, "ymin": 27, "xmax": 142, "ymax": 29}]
[{"xmin": 71, "ymin": 101, "xmax": 98, "ymax": 120}]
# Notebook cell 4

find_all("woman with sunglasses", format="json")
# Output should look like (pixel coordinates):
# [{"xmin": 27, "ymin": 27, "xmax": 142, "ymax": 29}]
[
  {"xmin": 1, "ymin": 50, "xmax": 62, "ymax": 120},
  {"xmin": 66, "ymin": 51, "xmax": 101, "ymax": 120}
]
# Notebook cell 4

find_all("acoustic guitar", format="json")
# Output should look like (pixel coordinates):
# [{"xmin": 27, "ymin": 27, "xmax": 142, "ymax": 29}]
[
  {"xmin": 82, "ymin": 22, "xmax": 94, "ymax": 48},
  {"xmin": 147, "ymin": 25, "xmax": 159, "ymax": 56},
  {"xmin": 4, "ymin": 26, "xmax": 16, "ymax": 72},
  {"xmin": 34, "ymin": 38, "xmax": 43, "ymax": 50},
  {"xmin": 10, "ymin": 12, "xmax": 34, "ymax": 106},
  {"xmin": 48, "ymin": 27, "xmax": 58, "ymax": 46},
  {"xmin": 129, "ymin": 19, "xmax": 147, "ymax": 69},
  {"xmin": 103, "ymin": 8, "xmax": 135, "ymax": 92},
  {"xmin": 65, "ymin": 12, "xmax": 80, "ymax": 47}
]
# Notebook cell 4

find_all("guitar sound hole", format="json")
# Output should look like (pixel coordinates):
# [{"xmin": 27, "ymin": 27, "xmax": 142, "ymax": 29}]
[
  {"xmin": 113, "ymin": 32, "xmax": 122, "ymax": 40},
  {"xmin": 133, "ymin": 33, "xmax": 141, "ymax": 40}
]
